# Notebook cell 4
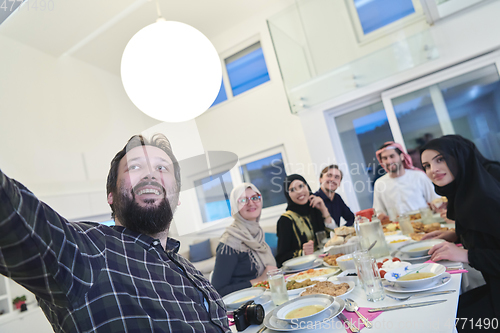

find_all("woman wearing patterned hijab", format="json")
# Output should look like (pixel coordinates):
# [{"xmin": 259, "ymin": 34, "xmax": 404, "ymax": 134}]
[
  {"xmin": 211, "ymin": 183, "xmax": 276, "ymax": 296},
  {"xmin": 420, "ymin": 135, "xmax": 500, "ymax": 331},
  {"xmin": 275, "ymin": 174, "xmax": 334, "ymax": 267}
]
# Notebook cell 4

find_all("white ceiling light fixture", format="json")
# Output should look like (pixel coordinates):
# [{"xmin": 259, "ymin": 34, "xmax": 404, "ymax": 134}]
[{"xmin": 121, "ymin": 0, "xmax": 222, "ymax": 122}]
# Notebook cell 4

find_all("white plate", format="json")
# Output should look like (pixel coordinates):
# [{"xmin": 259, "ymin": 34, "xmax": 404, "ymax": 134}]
[
  {"xmin": 283, "ymin": 255, "xmax": 318, "ymax": 271},
  {"xmin": 385, "ymin": 263, "xmax": 446, "ymax": 289},
  {"xmin": 322, "ymin": 260, "xmax": 339, "ymax": 269},
  {"xmin": 275, "ymin": 294, "xmax": 335, "ymax": 323},
  {"xmin": 399, "ymin": 239, "xmax": 445, "ymax": 257},
  {"xmin": 383, "ymin": 272, "xmax": 452, "ymax": 293},
  {"xmin": 222, "ymin": 287, "xmax": 266, "ymax": 309},
  {"xmin": 287, "ymin": 277, "xmax": 327, "ymax": 296},
  {"xmin": 283, "ymin": 259, "xmax": 323, "ymax": 273},
  {"xmin": 286, "ymin": 267, "xmax": 339, "ymax": 282},
  {"xmin": 299, "ymin": 279, "xmax": 355, "ymax": 298},
  {"xmin": 263, "ymin": 297, "xmax": 345, "ymax": 331},
  {"xmin": 391, "ymin": 250, "xmax": 431, "ymax": 262}
]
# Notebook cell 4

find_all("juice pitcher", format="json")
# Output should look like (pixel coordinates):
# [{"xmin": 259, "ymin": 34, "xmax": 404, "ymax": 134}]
[{"xmin": 354, "ymin": 215, "xmax": 390, "ymax": 258}]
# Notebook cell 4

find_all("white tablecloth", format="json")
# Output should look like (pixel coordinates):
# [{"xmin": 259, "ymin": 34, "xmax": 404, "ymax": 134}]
[{"xmin": 232, "ymin": 269, "xmax": 463, "ymax": 333}]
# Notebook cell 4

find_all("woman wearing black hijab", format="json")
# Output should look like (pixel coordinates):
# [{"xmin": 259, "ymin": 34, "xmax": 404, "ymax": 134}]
[
  {"xmin": 420, "ymin": 135, "xmax": 500, "ymax": 330},
  {"xmin": 275, "ymin": 174, "xmax": 335, "ymax": 267}
]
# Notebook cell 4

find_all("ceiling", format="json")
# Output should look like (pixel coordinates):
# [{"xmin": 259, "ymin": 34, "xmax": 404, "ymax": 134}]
[{"xmin": 0, "ymin": 0, "xmax": 285, "ymax": 76}]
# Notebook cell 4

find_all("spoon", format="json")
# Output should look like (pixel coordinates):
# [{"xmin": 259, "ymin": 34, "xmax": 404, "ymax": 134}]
[
  {"xmin": 367, "ymin": 240, "xmax": 377, "ymax": 252},
  {"xmin": 345, "ymin": 298, "xmax": 372, "ymax": 329}
]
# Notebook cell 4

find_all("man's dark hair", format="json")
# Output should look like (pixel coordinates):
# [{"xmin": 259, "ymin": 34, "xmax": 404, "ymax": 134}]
[
  {"xmin": 320, "ymin": 164, "xmax": 343, "ymax": 180},
  {"xmin": 379, "ymin": 143, "xmax": 402, "ymax": 156},
  {"xmin": 106, "ymin": 134, "xmax": 181, "ymax": 218}
]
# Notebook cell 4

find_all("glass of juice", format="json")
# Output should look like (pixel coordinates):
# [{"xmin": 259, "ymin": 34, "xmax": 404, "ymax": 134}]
[{"xmin": 267, "ymin": 269, "xmax": 289, "ymax": 306}]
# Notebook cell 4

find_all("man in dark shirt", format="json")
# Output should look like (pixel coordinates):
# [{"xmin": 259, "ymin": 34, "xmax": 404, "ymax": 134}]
[
  {"xmin": 314, "ymin": 165, "xmax": 355, "ymax": 228},
  {"xmin": 0, "ymin": 134, "xmax": 229, "ymax": 333}
]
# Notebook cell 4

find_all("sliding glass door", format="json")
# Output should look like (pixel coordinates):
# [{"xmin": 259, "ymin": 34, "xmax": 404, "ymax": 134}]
[
  {"xmin": 383, "ymin": 61, "xmax": 500, "ymax": 162},
  {"xmin": 330, "ymin": 51, "xmax": 500, "ymax": 210}
]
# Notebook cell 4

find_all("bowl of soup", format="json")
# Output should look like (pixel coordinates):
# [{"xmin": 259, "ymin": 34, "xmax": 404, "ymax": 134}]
[
  {"xmin": 336, "ymin": 254, "xmax": 355, "ymax": 271},
  {"xmin": 222, "ymin": 287, "xmax": 266, "ymax": 309},
  {"xmin": 399, "ymin": 239, "xmax": 445, "ymax": 257},
  {"xmin": 275, "ymin": 294, "xmax": 335, "ymax": 323},
  {"xmin": 385, "ymin": 263, "xmax": 446, "ymax": 289}
]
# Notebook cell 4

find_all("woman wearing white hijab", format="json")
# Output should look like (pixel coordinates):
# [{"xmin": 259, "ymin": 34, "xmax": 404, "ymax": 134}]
[{"xmin": 211, "ymin": 183, "xmax": 277, "ymax": 297}]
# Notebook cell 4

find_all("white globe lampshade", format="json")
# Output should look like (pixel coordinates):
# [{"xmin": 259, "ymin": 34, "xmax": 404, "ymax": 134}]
[{"xmin": 121, "ymin": 20, "xmax": 222, "ymax": 122}]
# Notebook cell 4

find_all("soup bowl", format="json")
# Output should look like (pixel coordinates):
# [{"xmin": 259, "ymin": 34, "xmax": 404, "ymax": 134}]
[
  {"xmin": 399, "ymin": 239, "xmax": 445, "ymax": 257},
  {"xmin": 275, "ymin": 294, "xmax": 335, "ymax": 323},
  {"xmin": 385, "ymin": 263, "xmax": 446, "ymax": 289}
]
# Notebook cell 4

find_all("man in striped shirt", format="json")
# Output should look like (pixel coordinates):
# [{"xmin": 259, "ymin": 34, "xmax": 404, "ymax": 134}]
[{"xmin": 0, "ymin": 134, "xmax": 230, "ymax": 332}]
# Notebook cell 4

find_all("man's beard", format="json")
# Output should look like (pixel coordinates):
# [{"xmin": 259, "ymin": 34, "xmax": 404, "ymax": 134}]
[
  {"xmin": 388, "ymin": 162, "xmax": 402, "ymax": 173},
  {"xmin": 113, "ymin": 188, "xmax": 177, "ymax": 236}
]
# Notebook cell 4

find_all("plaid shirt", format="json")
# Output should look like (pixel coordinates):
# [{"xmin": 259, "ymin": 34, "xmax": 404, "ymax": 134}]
[{"xmin": 0, "ymin": 170, "xmax": 230, "ymax": 333}]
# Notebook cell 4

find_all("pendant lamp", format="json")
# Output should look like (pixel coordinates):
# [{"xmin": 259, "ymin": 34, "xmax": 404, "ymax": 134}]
[{"xmin": 121, "ymin": 0, "xmax": 221, "ymax": 122}]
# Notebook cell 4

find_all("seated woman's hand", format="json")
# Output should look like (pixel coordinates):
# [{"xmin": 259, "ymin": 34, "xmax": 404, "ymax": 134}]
[
  {"xmin": 302, "ymin": 240, "xmax": 314, "ymax": 255},
  {"xmin": 251, "ymin": 265, "xmax": 279, "ymax": 285},
  {"xmin": 428, "ymin": 242, "xmax": 469, "ymax": 263},
  {"xmin": 421, "ymin": 230, "xmax": 457, "ymax": 242}
]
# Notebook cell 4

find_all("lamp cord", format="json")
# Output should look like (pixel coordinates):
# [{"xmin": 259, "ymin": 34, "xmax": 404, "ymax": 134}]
[{"xmin": 155, "ymin": 0, "xmax": 165, "ymax": 22}]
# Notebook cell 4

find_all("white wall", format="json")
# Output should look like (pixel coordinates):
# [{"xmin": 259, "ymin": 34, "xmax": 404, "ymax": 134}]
[{"xmin": 0, "ymin": 34, "xmax": 160, "ymax": 220}]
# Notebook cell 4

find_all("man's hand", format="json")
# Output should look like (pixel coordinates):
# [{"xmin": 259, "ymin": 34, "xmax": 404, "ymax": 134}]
[
  {"xmin": 303, "ymin": 240, "xmax": 314, "ymax": 255},
  {"xmin": 421, "ymin": 230, "xmax": 458, "ymax": 242},
  {"xmin": 377, "ymin": 212, "xmax": 389, "ymax": 221},
  {"xmin": 428, "ymin": 242, "xmax": 468, "ymax": 263}
]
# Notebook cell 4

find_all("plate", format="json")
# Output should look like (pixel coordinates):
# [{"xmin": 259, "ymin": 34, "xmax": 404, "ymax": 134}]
[
  {"xmin": 300, "ymin": 279, "xmax": 355, "ymax": 298},
  {"xmin": 385, "ymin": 263, "xmax": 446, "ymax": 289},
  {"xmin": 275, "ymin": 294, "xmax": 335, "ymax": 323},
  {"xmin": 383, "ymin": 272, "xmax": 452, "ymax": 293},
  {"xmin": 399, "ymin": 239, "xmax": 445, "ymax": 257},
  {"xmin": 283, "ymin": 259, "xmax": 323, "ymax": 273},
  {"xmin": 322, "ymin": 260, "xmax": 339, "ymax": 269},
  {"xmin": 286, "ymin": 267, "xmax": 339, "ymax": 282},
  {"xmin": 287, "ymin": 277, "xmax": 327, "ymax": 296},
  {"xmin": 222, "ymin": 287, "xmax": 266, "ymax": 309},
  {"xmin": 390, "ymin": 250, "xmax": 431, "ymax": 262},
  {"xmin": 283, "ymin": 255, "xmax": 318, "ymax": 271},
  {"xmin": 263, "ymin": 297, "xmax": 345, "ymax": 331}
]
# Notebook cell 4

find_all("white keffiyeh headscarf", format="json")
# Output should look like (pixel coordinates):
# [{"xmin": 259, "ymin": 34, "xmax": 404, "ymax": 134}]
[{"xmin": 219, "ymin": 183, "xmax": 276, "ymax": 276}]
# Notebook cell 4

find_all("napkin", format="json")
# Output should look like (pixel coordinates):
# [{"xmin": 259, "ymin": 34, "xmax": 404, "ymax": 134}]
[{"xmin": 341, "ymin": 308, "xmax": 382, "ymax": 333}]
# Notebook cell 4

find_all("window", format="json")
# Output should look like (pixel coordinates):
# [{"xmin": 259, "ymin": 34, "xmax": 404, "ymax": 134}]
[
  {"xmin": 345, "ymin": 0, "xmax": 425, "ymax": 43},
  {"xmin": 353, "ymin": 0, "xmax": 415, "ymax": 35},
  {"xmin": 225, "ymin": 41, "xmax": 270, "ymax": 96},
  {"xmin": 240, "ymin": 152, "xmax": 287, "ymax": 209},
  {"xmin": 210, "ymin": 79, "xmax": 228, "ymax": 107},
  {"xmin": 194, "ymin": 171, "xmax": 234, "ymax": 223}
]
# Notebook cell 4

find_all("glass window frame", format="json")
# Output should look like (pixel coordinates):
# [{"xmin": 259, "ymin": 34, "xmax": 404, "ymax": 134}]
[
  {"xmin": 210, "ymin": 35, "xmax": 272, "ymax": 110},
  {"xmin": 345, "ymin": 0, "xmax": 426, "ymax": 45},
  {"xmin": 326, "ymin": 50, "xmax": 500, "ymax": 211},
  {"xmin": 237, "ymin": 145, "xmax": 289, "ymax": 219},
  {"xmin": 187, "ymin": 145, "xmax": 290, "ymax": 228}
]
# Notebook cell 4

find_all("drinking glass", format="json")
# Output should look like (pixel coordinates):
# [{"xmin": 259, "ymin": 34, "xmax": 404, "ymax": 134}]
[
  {"xmin": 315, "ymin": 231, "xmax": 327, "ymax": 246},
  {"xmin": 420, "ymin": 207, "xmax": 433, "ymax": 224},
  {"xmin": 399, "ymin": 214, "xmax": 414, "ymax": 235},
  {"xmin": 353, "ymin": 250, "xmax": 385, "ymax": 302},
  {"xmin": 267, "ymin": 269, "xmax": 289, "ymax": 306}
]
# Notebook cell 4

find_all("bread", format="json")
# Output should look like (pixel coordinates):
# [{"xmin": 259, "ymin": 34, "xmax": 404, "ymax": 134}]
[
  {"xmin": 325, "ymin": 235, "xmax": 344, "ymax": 246},
  {"xmin": 334, "ymin": 226, "xmax": 355, "ymax": 236},
  {"xmin": 409, "ymin": 233, "xmax": 425, "ymax": 241},
  {"xmin": 432, "ymin": 197, "xmax": 448, "ymax": 209}
]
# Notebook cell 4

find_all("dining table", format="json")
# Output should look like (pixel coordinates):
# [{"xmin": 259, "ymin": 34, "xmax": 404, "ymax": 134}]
[{"xmin": 230, "ymin": 254, "xmax": 463, "ymax": 333}]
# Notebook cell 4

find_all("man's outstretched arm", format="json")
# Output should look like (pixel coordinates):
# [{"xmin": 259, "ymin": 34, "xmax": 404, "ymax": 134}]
[{"xmin": 0, "ymin": 169, "xmax": 103, "ymax": 306}]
